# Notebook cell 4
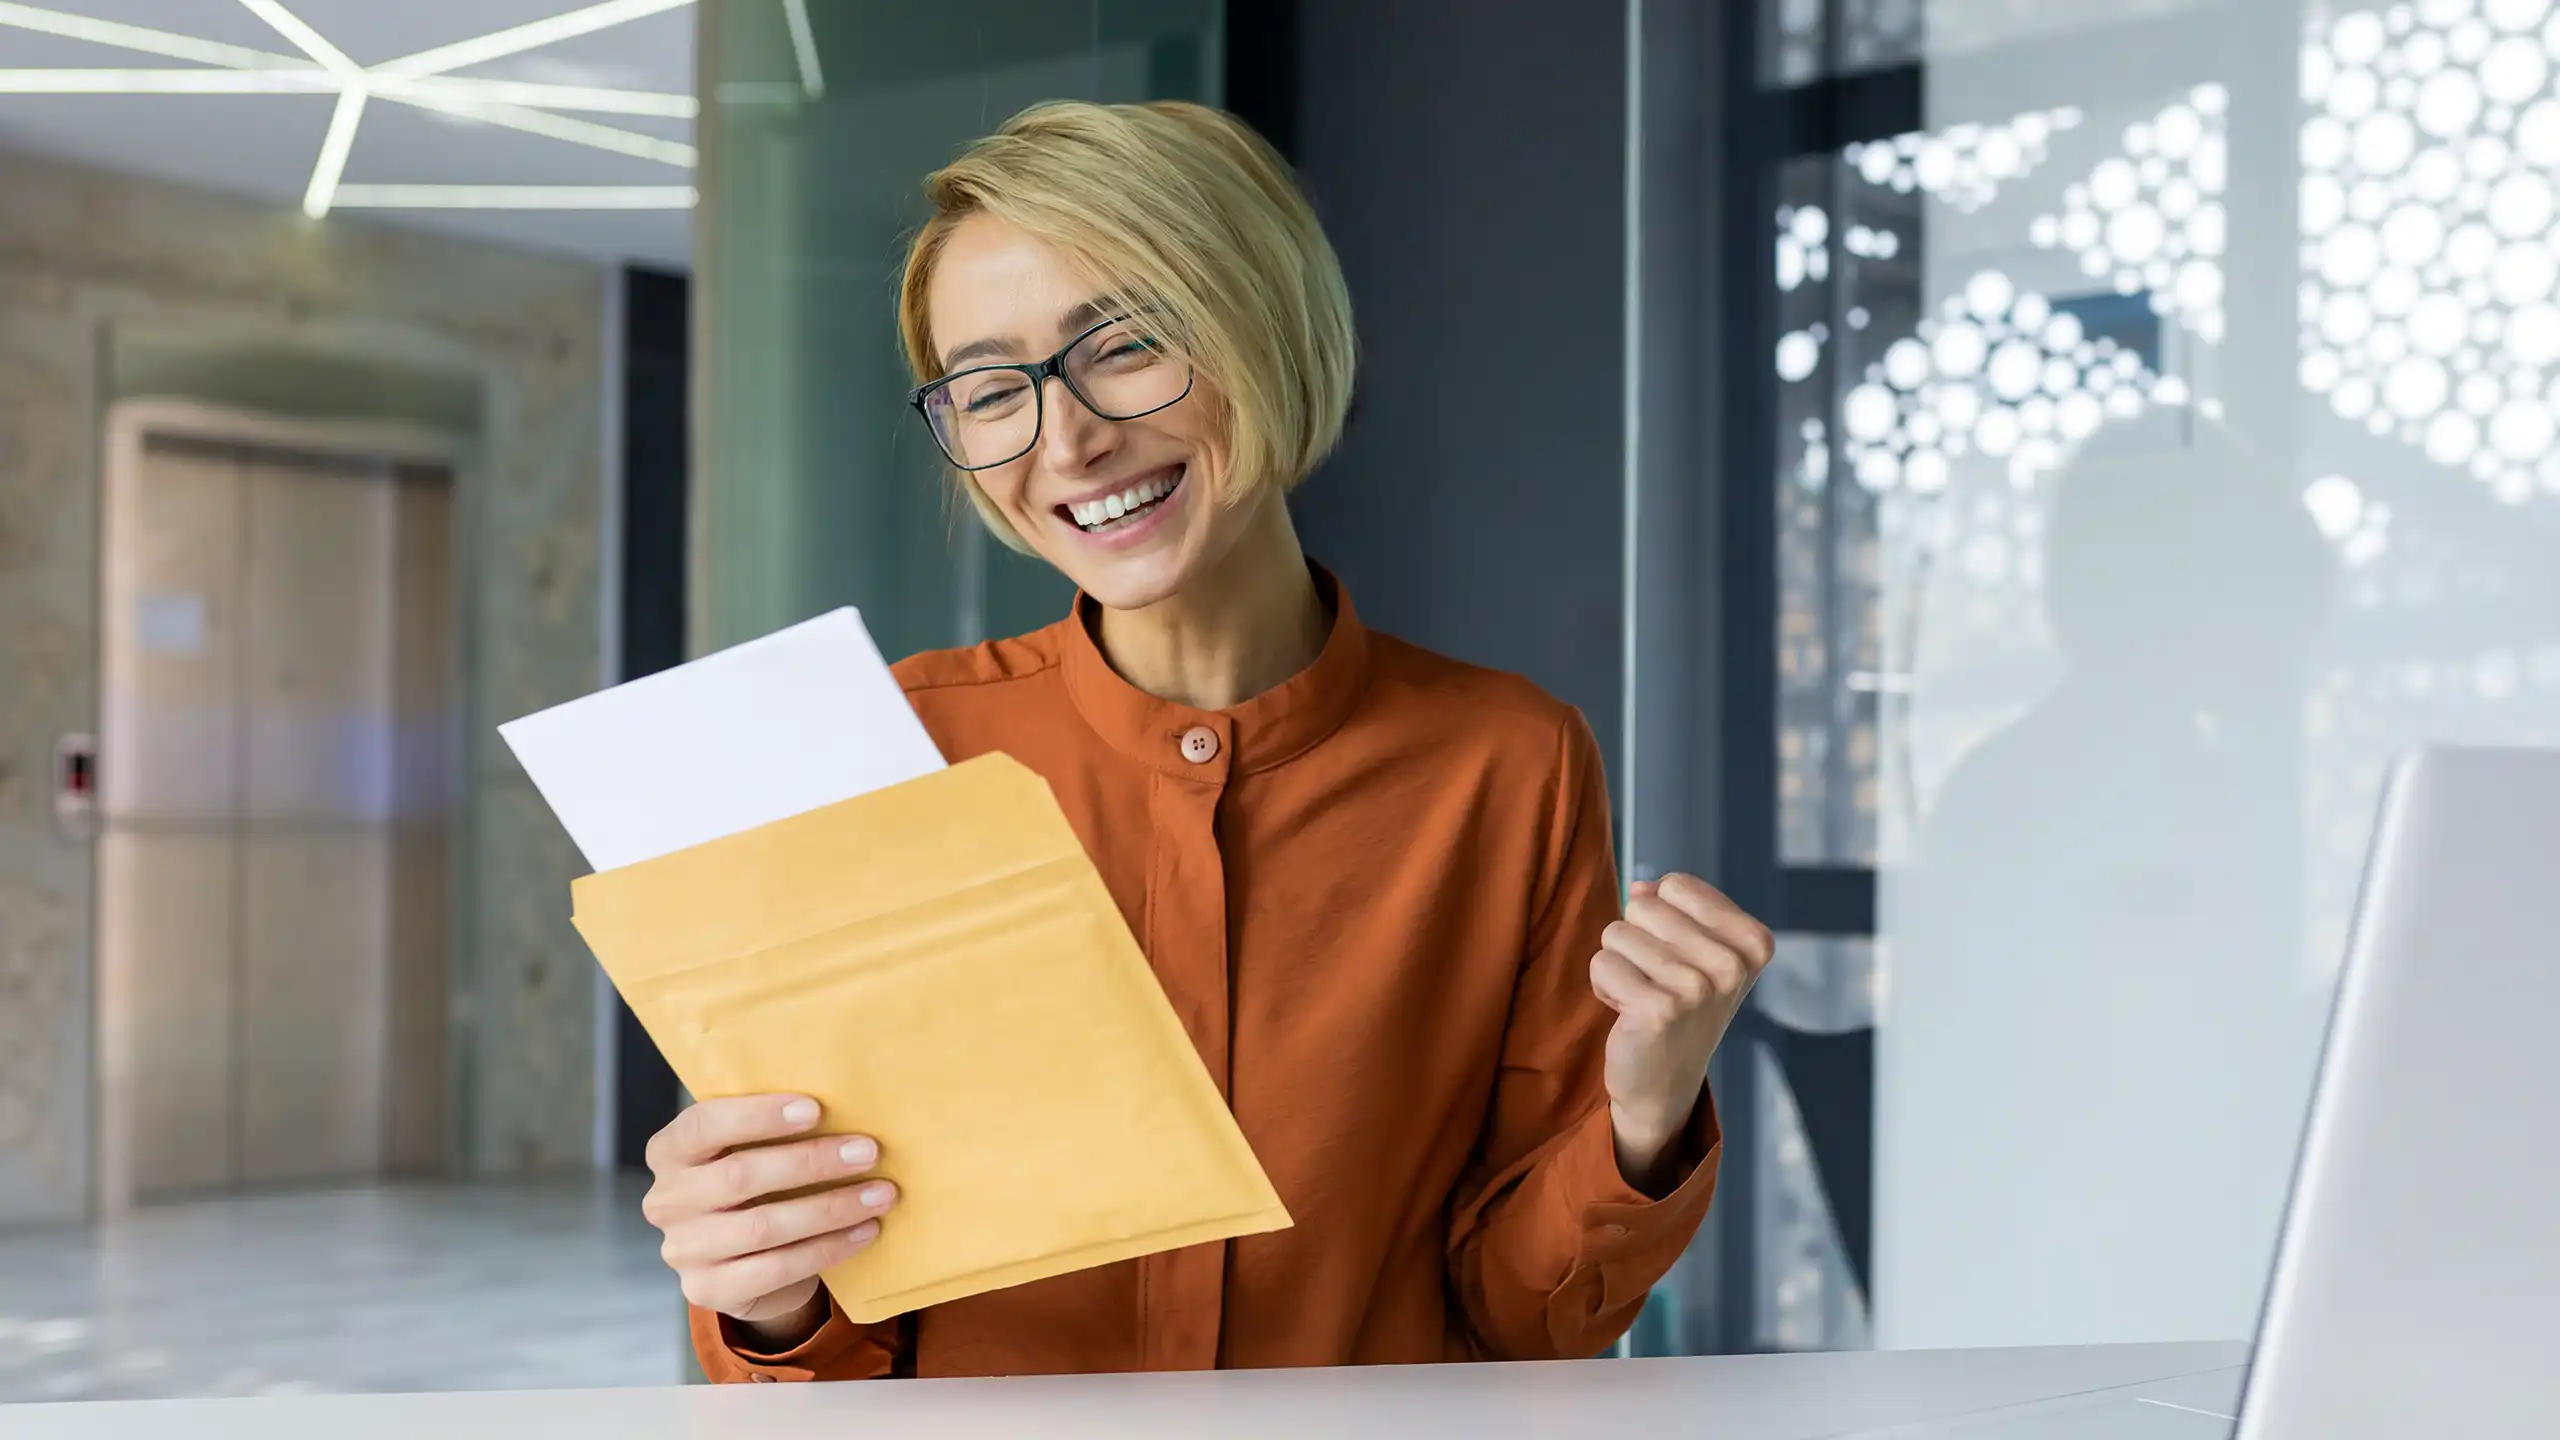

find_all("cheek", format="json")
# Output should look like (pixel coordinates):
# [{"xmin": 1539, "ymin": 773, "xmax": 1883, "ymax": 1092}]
[
  {"xmin": 972, "ymin": 461, "xmax": 1035, "ymax": 517},
  {"xmin": 1161, "ymin": 399, "xmax": 1233, "ymax": 483}
]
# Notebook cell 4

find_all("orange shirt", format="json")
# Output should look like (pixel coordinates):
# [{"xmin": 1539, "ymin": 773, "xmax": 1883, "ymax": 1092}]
[{"xmin": 692, "ymin": 573, "xmax": 1720, "ymax": 1380}]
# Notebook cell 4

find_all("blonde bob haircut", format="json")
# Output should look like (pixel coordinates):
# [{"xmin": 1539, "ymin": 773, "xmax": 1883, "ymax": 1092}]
[{"xmin": 898, "ymin": 100, "xmax": 1357, "ymax": 553}]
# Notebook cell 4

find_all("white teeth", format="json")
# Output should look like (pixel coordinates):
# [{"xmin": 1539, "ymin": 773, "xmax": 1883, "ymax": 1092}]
[{"xmin": 1068, "ymin": 472, "xmax": 1179, "ymax": 530}]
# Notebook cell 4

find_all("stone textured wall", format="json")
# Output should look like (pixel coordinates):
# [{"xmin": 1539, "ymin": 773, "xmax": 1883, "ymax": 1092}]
[{"xmin": 0, "ymin": 147, "xmax": 609, "ymax": 1224}]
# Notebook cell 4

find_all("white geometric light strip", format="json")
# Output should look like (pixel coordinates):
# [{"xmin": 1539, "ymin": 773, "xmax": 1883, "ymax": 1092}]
[
  {"xmin": 782, "ymin": 0, "xmax": 826, "ymax": 99},
  {"xmin": 0, "ymin": 0, "xmax": 718, "ymax": 215},
  {"xmin": 0, "ymin": 65, "xmax": 694, "ymax": 115},
  {"xmin": 330, "ymin": 184, "xmax": 698, "ymax": 209}
]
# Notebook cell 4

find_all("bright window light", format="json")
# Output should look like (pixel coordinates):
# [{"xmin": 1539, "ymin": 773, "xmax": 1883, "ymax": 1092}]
[{"xmin": 330, "ymin": 184, "xmax": 697, "ymax": 209}]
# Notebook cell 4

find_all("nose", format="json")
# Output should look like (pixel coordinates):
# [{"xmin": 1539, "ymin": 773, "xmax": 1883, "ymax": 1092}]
[{"xmin": 1036, "ymin": 374, "xmax": 1115, "ymax": 472}]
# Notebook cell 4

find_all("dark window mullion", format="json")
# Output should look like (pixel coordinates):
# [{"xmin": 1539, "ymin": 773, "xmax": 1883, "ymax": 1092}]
[
  {"xmin": 1714, "ymin": 0, "xmax": 1782, "ymax": 1356},
  {"xmin": 1756, "ymin": 65, "xmax": 1923, "ymax": 159},
  {"xmin": 1773, "ymin": 865, "xmax": 1878, "ymax": 936}
]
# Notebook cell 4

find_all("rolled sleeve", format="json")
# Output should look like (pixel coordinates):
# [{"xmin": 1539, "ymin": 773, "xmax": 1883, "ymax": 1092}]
[
  {"xmin": 1445, "ymin": 711, "xmax": 1722, "ymax": 1360},
  {"xmin": 1551, "ymin": 1093, "xmax": 1722, "ymax": 1307},
  {"xmin": 689, "ymin": 1295, "xmax": 901, "ymax": 1382}
]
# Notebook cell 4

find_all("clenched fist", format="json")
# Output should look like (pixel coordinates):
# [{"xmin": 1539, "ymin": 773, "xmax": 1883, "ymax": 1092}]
[{"xmin": 1588, "ymin": 873, "xmax": 1776, "ymax": 1193}]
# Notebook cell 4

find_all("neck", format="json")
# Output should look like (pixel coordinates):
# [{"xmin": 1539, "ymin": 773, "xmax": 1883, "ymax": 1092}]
[{"xmin": 1095, "ymin": 494, "xmax": 1329, "ymax": 711}]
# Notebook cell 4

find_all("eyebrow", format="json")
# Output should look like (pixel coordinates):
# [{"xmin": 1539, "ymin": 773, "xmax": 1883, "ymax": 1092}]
[{"xmin": 940, "ymin": 297, "xmax": 1117, "ymax": 372}]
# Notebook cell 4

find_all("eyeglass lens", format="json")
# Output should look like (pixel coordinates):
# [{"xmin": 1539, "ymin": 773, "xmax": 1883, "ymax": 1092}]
[{"xmin": 919, "ymin": 319, "xmax": 1189, "ymax": 470}]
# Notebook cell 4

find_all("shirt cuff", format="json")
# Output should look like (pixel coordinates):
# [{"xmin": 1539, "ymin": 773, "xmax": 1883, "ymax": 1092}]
[
  {"xmin": 690, "ymin": 1294, "xmax": 871, "ymax": 1382},
  {"xmin": 1562, "ymin": 1088, "xmax": 1722, "ymax": 1274}
]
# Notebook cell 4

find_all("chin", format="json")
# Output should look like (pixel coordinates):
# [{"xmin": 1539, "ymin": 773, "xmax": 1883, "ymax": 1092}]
[{"xmin": 1054, "ymin": 551, "xmax": 1198, "ymax": 613}]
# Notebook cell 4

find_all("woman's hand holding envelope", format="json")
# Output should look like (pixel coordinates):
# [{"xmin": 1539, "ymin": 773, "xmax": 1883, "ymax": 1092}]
[{"xmin": 643, "ymin": 1094, "xmax": 901, "ymax": 1348}]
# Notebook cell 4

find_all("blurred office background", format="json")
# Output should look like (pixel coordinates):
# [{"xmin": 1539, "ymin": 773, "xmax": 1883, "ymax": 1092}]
[{"xmin": 2, "ymin": 0, "xmax": 2557, "ymax": 1402}]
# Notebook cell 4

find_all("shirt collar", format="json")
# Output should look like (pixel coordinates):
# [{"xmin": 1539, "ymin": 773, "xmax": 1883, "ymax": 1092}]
[{"xmin": 1057, "ymin": 563, "xmax": 1373, "ymax": 780}]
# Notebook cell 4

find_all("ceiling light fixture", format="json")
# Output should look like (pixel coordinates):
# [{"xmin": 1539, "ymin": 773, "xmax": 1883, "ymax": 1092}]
[
  {"xmin": 371, "ymin": 0, "xmax": 698, "ymax": 81},
  {"xmin": 330, "ymin": 184, "xmax": 697, "ymax": 209},
  {"xmin": 375, "ymin": 82, "xmax": 695, "ymax": 166},
  {"xmin": 0, "ymin": 0, "xmax": 698, "ymax": 218},
  {"xmin": 0, "ymin": 1, "xmax": 305, "ymax": 70},
  {"xmin": 783, "ymin": 0, "xmax": 825, "ymax": 99},
  {"xmin": 0, "ymin": 64, "xmax": 689, "ymax": 119},
  {"xmin": 235, "ymin": 0, "xmax": 361, "ymax": 78},
  {"xmin": 390, "ymin": 76, "xmax": 696, "ymax": 118},
  {"xmin": 0, "ymin": 68, "xmax": 330, "ymax": 94},
  {"xmin": 303, "ymin": 88, "xmax": 368, "ymax": 216},
  {"xmin": 237, "ymin": 1, "xmax": 371, "ymax": 218}
]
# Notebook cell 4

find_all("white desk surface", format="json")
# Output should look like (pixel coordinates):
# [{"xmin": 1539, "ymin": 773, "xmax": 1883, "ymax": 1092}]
[{"xmin": 2, "ymin": 1342, "xmax": 2247, "ymax": 1439}]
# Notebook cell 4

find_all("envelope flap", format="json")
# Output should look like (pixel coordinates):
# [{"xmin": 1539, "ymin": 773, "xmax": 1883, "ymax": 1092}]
[{"xmin": 572, "ymin": 753, "xmax": 1074, "ymax": 980}]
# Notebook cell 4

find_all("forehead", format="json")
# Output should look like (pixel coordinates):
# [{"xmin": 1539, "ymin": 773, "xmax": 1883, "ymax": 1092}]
[{"xmin": 927, "ymin": 213, "xmax": 1115, "ymax": 361}]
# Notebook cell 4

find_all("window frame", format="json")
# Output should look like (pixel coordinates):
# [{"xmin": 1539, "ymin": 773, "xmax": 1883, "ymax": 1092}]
[{"xmin": 1698, "ymin": 0, "xmax": 1917, "ymax": 1356}]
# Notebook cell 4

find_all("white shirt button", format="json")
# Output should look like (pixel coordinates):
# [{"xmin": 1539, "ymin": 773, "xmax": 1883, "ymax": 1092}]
[{"xmin": 1179, "ymin": 726, "xmax": 1220, "ymax": 764}]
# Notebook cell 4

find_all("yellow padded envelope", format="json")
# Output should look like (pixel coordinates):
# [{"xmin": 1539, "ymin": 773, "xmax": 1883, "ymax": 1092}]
[{"xmin": 571, "ymin": 752, "xmax": 1291, "ymax": 1324}]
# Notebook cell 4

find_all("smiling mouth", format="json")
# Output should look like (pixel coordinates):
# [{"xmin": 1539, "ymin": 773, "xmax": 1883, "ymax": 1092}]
[{"xmin": 1059, "ymin": 467, "xmax": 1184, "ymax": 535}]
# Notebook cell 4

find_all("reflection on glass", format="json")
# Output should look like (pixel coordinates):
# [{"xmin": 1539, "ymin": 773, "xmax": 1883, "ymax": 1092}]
[
  {"xmin": 1756, "ymin": 932, "xmax": 1881, "ymax": 1035},
  {"xmin": 1762, "ymin": 0, "xmax": 2246, "ymax": 82},
  {"xmin": 1771, "ymin": 103, "xmax": 2200, "ymax": 864},
  {"xmin": 1764, "ymin": 0, "xmax": 1928, "ymax": 84},
  {"xmin": 1774, "ymin": 157, "xmax": 1902, "ymax": 866},
  {"xmin": 1869, "ymin": 0, "xmax": 2560, "ymax": 1350},
  {"xmin": 1849, "ymin": 109, "xmax": 2084, "ymax": 212},
  {"xmin": 1738, "ymin": 934, "xmax": 1877, "ymax": 1353},
  {"xmin": 2298, "ymin": 1, "xmax": 2560, "ymax": 506},
  {"xmin": 1753, "ymin": 1041, "xmax": 1872, "ymax": 1352}
]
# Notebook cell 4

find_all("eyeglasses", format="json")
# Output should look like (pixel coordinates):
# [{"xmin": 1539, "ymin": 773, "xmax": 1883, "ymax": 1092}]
[{"xmin": 909, "ymin": 315, "xmax": 1195, "ymax": 472}]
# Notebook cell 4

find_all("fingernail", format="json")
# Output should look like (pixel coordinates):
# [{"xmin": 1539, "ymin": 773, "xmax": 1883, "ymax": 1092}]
[
  {"xmin": 839, "ymin": 1137, "xmax": 877, "ymax": 1167},
  {"xmin": 858, "ymin": 1182, "xmax": 896, "ymax": 1209},
  {"xmin": 781, "ymin": 1099, "xmax": 819, "ymax": 1126},
  {"xmin": 848, "ymin": 1220, "xmax": 880, "ymax": 1243}
]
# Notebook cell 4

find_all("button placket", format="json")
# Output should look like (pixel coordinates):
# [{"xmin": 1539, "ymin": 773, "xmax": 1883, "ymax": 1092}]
[{"xmin": 1139, "ymin": 739, "xmax": 1234, "ymax": 1371}]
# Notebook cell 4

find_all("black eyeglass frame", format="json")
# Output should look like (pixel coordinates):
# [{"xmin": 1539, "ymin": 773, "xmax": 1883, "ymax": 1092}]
[{"xmin": 907, "ymin": 315, "xmax": 1195, "ymax": 472}]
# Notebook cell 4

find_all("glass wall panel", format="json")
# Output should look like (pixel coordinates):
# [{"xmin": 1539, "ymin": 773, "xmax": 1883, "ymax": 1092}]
[
  {"xmin": 693, "ymin": 1, "xmax": 1223, "ymax": 660},
  {"xmin": 1874, "ymin": 0, "xmax": 2560, "ymax": 1348}
]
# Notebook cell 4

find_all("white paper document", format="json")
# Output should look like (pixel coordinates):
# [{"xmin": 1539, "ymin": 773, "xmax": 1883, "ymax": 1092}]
[{"xmin": 497, "ymin": 608, "xmax": 945, "ymax": 872}]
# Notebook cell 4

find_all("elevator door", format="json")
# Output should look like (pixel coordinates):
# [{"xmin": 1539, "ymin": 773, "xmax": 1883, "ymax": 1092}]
[{"xmin": 97, "ymin": 429, "xmax": 454, "ymax": 1204}]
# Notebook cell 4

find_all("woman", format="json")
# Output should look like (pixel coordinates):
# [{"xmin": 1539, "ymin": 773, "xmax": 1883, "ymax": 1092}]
[{"xmin": 641, "ymin": 100, "xmax": 1773, "ymax": 1380}]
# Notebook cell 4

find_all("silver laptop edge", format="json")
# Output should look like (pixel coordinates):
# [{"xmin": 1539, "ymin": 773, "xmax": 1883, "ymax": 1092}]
[
  {"xmin": 2234, "ymin": 745, "xmax": 2560, "ymax": 1438},
  {"xmin": 2229, "ymin": 751, "xmax": 2419, "ymax": 1436}
]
